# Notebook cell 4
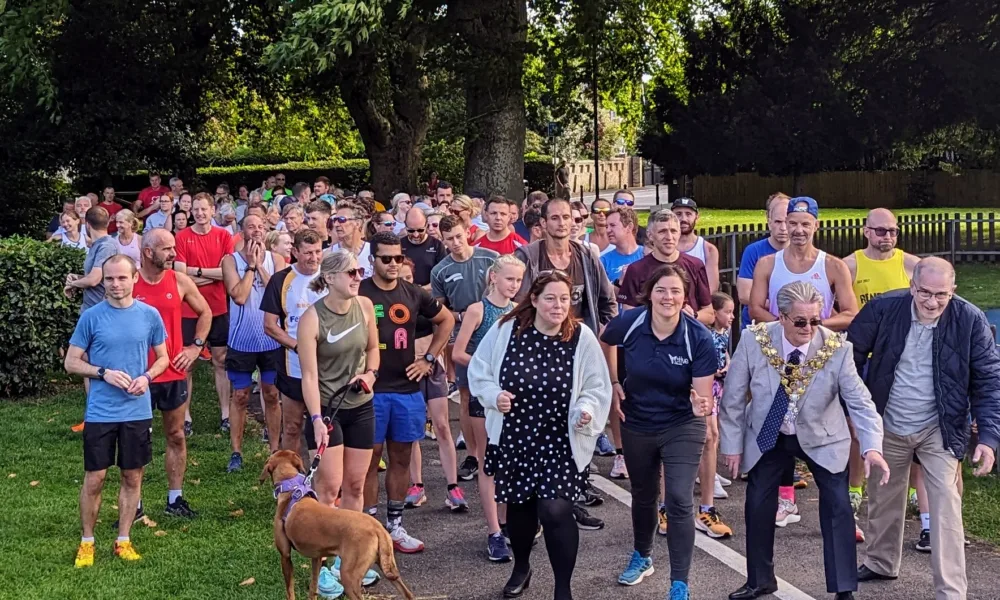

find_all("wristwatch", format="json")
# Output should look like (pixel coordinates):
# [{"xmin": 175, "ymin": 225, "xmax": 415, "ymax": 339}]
[
  {"xmin": 365, "ymin": 368, "xmax": 379, "ymax": 379},
  {"xmin": 193, "ymin": 338, "xmax": 205, "ymax": 348},
  {"xmin": 95, "ymin": 367, "xmax": 106, "ymax": 380},
  {"xmin": 196, "ymin": 267, "xmax": 203, "ymax": 277},
  {"xmin": 247, "ymin": 266, "xmax": 257, "ymax": 272},
  {"xmin": 423, "ymin": 353, "xmax": 436, "ymax": 364}
]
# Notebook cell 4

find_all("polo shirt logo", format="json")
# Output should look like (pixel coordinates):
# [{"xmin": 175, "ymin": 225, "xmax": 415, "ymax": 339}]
[{"xmin": 668, "ymin": 354, "xmax": 689, "ymax": 366}]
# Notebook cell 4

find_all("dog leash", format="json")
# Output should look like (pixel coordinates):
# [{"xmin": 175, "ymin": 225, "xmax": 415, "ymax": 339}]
[{"xmin": 304, "ymin": 378, "xmax": 371, "ymax": 486}]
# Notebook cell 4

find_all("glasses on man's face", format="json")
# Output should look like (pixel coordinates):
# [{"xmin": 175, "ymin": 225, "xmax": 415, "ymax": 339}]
[
  {"xmin": 614, "ymin": 198, "xmax": 635, "ymax": 206},
  {"xmin": 332, "ymin": 216, "xmax": 358, "ymax": 224},
  {"xmin": 573, "ymin": 217, "xmax": 584, "ymax": 224},
  {"xmin": 407, "ymin": 228, "xmax": 426, "ymax": 234},
  {"xmin": 380, "ymin": 221, "xmax": 395, "ymax": 227},
  {"xmin": 375, "ymin": 255, "xmax": 405, "ymax": 265},
  {"xmin": 915, "ymin": 288, "xmax": 952, "ymax": 302},
  {"xmin": 867, "ymin": 226, "xmax": 899, "ymax": 237},
  {"xmin": 788, "ymin": 317, "xmax": 822, "ymax": 329},
  {"xmin": 428, "ymin": 222, "xmax": 440, "ymax": 228},
  {"xmin": 592, "ymin": 207, "xmax": 611, "ymax": 214},
  {"xmin": 341, "ymin": 268, "xmax": 363, "ymax": 279}
]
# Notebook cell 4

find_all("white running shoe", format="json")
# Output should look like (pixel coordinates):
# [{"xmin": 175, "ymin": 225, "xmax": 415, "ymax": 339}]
[
  {"xmin": 713, "ymin": 477, "xmax": 729, "ymax": 499},
  {"xmin": 716, "ymin": 473, "xmax": 732, "ymax": 487},
  {"xmin": 390, "ymin": 525, "xmax": 425, "ymax": 553},
  {"xmin": 610, "ymin": 455, "xmax": 629, "ymax": 479},
  {"xmin": 775, "ymin": 498, "xmax": 801, "ymax": 527}
]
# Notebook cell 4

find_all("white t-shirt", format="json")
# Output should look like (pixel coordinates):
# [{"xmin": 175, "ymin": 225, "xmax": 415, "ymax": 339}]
[{"xmin": 331, "ymin": 241, "xmax": 373, "ymax": 279}]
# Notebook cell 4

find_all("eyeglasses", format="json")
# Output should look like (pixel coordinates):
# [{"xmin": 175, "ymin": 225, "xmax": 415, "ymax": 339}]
[
  {"xmin": 592, "ymin": 207, "xmax": 611, "ymax": 214},
  {"xmin": 866, "ymin": 226, "xmax": 899, "ymax": 237},
  {"xmin": 428, "ymin": 222, "xmax": 440, "ymax": 228},
  {"xmin": 332, "ymin": 216, "xmax": 359, "ymax": 224},
  {"xmin": 915, "ymin": 288, "xmax": 952, "ymax": 302},
  {"xmin": 380, "ymin": 221, "xmax": 395, "ymax": 227},
  {"xmin": 538, "ymin": 269, "xmax": 568, "ymax": 277},
  {"xmin": 788, "ymin": 317, "xmax": 822, "ymax": 328},
  {"xmin": 374, "ymin": 255, "xmax": 406, "ymax": 264},
  {"xmin": 407, "ymin": 228, "xmax": 426, "ymax": 234},
  {"xmin": 573, "ymin": 217, "xmax": 584, "ymax": 224},
  {"xmin": 341, "ymin": 268, "xmax": 364, "ymax": 279},
  {"xmin": 614, "ymin": 198, "xmax": 635, "ymax": 206}
]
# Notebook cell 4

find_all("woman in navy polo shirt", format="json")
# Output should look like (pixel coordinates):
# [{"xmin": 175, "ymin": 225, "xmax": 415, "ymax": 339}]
[{"xmin": 601, "ymin": 263, "xmax": 717, "ymax": 600}]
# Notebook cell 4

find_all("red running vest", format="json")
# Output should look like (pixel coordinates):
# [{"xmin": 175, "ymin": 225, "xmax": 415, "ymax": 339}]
[{"xmin": 133, "ymin": 270, "xmax": 187, "ymax": 383}]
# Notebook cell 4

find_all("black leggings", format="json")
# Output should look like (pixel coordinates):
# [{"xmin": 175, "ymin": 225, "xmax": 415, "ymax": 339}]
[{"xmin": 506, "ymin": 496, "xmax": 578, "ymax": 600}]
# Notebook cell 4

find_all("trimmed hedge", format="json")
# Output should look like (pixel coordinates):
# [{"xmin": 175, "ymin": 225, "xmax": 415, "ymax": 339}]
[{"xmin": 0, "ymin": 237, "xmax": 84, "ymax": 398}]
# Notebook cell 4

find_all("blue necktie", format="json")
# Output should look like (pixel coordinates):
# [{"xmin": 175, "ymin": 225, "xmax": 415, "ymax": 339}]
[{"xmin": 757, "ymin": 349, "xmax": 802, "ymax": 454}]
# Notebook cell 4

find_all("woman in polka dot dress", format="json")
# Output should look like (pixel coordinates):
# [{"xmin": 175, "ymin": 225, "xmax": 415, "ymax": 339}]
[{"xmin": 468, "ymin": 271, "xmax": 612, "ymax": 600}]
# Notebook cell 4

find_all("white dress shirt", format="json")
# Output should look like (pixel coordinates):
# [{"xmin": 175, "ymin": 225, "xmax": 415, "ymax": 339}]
[{"xmin": 779, "ymin": 333, "xmax": 810, "ymax": 436}]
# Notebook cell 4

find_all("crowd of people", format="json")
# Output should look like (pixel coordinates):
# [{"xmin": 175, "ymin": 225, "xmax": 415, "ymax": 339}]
[{"xmin": 54, "ymin": 172, "xmax": 999, "ymax": 600}]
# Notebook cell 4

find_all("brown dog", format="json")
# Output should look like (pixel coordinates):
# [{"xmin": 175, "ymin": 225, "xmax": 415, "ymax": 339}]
[{"xmin": 260, "ymin": 450, "xmax": 416, "ymax": 600}]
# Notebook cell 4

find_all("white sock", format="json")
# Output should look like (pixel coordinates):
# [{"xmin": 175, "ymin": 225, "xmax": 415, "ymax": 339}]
[
  {"xmin": 117, "ymin": 536, "xmax": 130, "ymax": 543},
  {"xmin": 168, "ymin": 489, "xmax": 182, "ymax": 504},
  {"xmin": 81, "ymin": 536, "xmax": 95, "ymax": 544},
  {"xmin": 921, "ymin": 513, "xmax": 931, "ymax": 530}
]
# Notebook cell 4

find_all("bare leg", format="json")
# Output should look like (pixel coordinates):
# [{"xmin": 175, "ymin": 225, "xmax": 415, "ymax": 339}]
[
  {"xmin": 409, "ymin": 442, "xmax": 423, "ymax": 485},
  {"xmin": 184, "ymin": 372, "xmax": 194, "ymax": 424},
  {"xmin": 229, "ymin": 386, "xmax": 250, "ymax": 454},
  {"xmin": 364, "ymin": 444, "xmax": 383, "ymax": 510},
  {"xmin": 913, "ymin": 465, "xmax": 930, "ymax": 513},
  {"xmin": 699, "ymin": 415, "xmax": 719, "ymax": 508},
  {"xmin": 80, "ymin": 470, "xmax": 107, "ymax": 538},
  {"xmin": 162, "ymin": 403, "xmax": 188, "ymax": 491},
  {"xmin": 458, "ymin": 388, "xmax": 477, "ymax": 460},
  {"xmin": 117, "ymin": 468, "xmax": 145, "ymax": 538},
  {"xmin": 609, "ymin": 410, "xmax": 623, "ymax": 450},
  {"xmin": 281, "ymin": 399, "xmax": 305, "ymax": 456},
  {"xmin": 428, "ymin": 396, "xmax": 457, "ymax": 485},
  {"xmin": 212, "ymin": 346, "xmax": 230, "ymax": 421},
  {"xmin": 313, "ymin": 444, "xmax": 345, "ymax": 508},
  {"xmin": 472, "ymin": 417, "xmax": 500, "ymax": 533},
  {"xmin": 341, "ymin": 447, "xmax": 373, "ymax": 512},
  {"xmin": 385, "ymin": 441, "xmax": 414, "ymax": 503},
  {"xmin": 261, "ymin": 383, "xmax": 281, "ymax": 454}
]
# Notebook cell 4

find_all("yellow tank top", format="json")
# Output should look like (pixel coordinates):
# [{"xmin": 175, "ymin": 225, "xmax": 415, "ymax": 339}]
[{"xmin": 852, "ymin": 249, "xmax": 910, "ymax": 308}]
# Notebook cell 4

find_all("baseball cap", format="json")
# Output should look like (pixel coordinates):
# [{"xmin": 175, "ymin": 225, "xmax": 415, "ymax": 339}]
[
  {"xmin": 671, "ymin": 197, "xmax": 698, "ymax": 212},
  {"xmin": 787, "ymin": 196, "xmax": 819, "ymax": 219}
]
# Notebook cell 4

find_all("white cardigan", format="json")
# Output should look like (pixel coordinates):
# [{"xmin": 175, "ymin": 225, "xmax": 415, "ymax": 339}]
[{"xmin": 467, "ymin": 319, "xmax": 612, "ymax": 473}]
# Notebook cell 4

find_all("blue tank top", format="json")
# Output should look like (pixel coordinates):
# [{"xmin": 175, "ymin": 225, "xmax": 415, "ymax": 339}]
[{"xmin": 468, "ymin": 298, "xmax": 514, "ymax": 354}]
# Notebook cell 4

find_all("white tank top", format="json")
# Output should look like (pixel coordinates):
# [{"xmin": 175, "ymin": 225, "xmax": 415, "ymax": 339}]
[
  {"xmin": 114, "ymin": 233, "xmax": 141, "ymax": 266},
  {"xmin": 683, "ymin": 236, "xmax": 707, "ymax": 264},
  {"xmin": 228, "ymin": 251, "xmax": 281, "ymax": 353},
  {"xmin": 281, "ymin": 266, "xmax": 328, "ymax": 378},
  {"xmin": 767, "ymin": 250, "xmax": 834, "ymax": 319}
]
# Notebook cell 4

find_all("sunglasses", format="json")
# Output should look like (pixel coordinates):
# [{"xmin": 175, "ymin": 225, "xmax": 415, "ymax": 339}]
[
  {"xmin": 866, "ymin": 226, "xmax": 899, "ymax": 237},
  {"xmin": 573, "ymin": 217, "xmax": 584, "ymax": 224},
  {"xmin": 374, "ymin": 255, "xmax": 405, "ymax": 264},
  {"xmin": 614, "ymin": 198, "xmax": 635, "ymax": 206},
  {"xmin": 788, "ymin": 317, "xmax": 822, "ymax": 328},
  {"xmin": 407, "ymin": 228, "xmax": 426, "ymax": 234},
  {"xmin": 538, "ymin": 269, "xmax": 568, "ymax": 277},
  {"xmin": 592, "ymin": 207, "xmax": 611, "ymax": 214},
  {"xmin": 342, "ymin": 268, "xmax": 364, "ymax": 279},
  {"xmin": 332, "ymin": 216, "xmax": 359, "ymax": 224},
  {"xmin": 380, "ymin": 221, "xmax": 395, "ymax": 227}
]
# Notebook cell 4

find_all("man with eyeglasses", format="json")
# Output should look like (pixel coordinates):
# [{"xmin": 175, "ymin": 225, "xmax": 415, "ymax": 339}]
[
  {"xmin": 473, "ymin": 195, "xmax": 527, "ymax": 255},
  {"xmin": 514, "ymin": 190, "xmax": 548, "ymax": 241},
  {"xmin": 401, "ymin": 208, "xmax": 446, "ymax": 287},
  {"xmin": 847, "ymin": 257, "xmax": 999, "ymax": 600},
  {"xmin": 361, "ymin": 232, "xmax": 455, "ymax": 552},
  {"xmin": 612, "ymin": 189, "xmax": 648, "ymax": 246},
  {"xmin": 331, "ymin": 203, "xmax": 372, "ymax": 278},
  {"xmin": 721, "ymin": 280, "xmax": 888, "ymax": 600}
]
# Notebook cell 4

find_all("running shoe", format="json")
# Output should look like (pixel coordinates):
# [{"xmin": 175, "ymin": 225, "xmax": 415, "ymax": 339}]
[
  {"xmin": 793, "ymin": 471, "xmax": 808, "ymax": 489},
  {"xmin": 915, "ymin": 528, "xmax": 931, "ymax": 553},
  {"xmin": 713, "ymin": 477, "xmax": 728, "ymax": 499},
  {"xmin": 112, "ymin": 503, "xmax": 144, "ymax": 530},
  {"xmin": 610, "ymin": 454, "xmax": 629, "ymax": 479},
  {"xmin": 74, "ymin": 541, "xmax": 94, "ymax": 568},
  {"xmin": 716, "ymin": 473, "xmax": 732, "ymax": 487},
  {"xmin": 595, "ymin": 433, "xmax": 615, "ymax": 456},
  {"xmin": 669, "ymin": 580, "xmax": 690, "ymax": 600},
  {"xmin": 573, "ymin": 505, "xmax": 604, "ymax": 530},
  {"xmin": 227, "ymin": 452, "xmax": 243, "ymax": 473},
  {"xmin": 849, "ymin": 490, "xmax": 863, "ymax": 516},
  {"xmin": 487, "ymin": 532, "xmax": 512, "ymax": 562},
  {"xmin": 618, "ymin": 550, "xmax": 654, "ymax": 586},
  {"xmin": 390, "ymin": 525, "xmax": 425, "ymax": 553},
  {"xmin": 446, "ymin": 487, "xmax": 469, "ymax": 512},
  {"xmin": 220, "ymin": 418, "xmax": 230, "ymax": 433},
  {"xmin": 657, "ymin": 505, "xmax": 668, "ymax": 536},
  {"xmin": 457, "ymin": 456, "xmax": 478, "ymax": 481},
  {"xmin": 378, "ymin": 457, "xmax": 387, "ymax": 472},
  {"xmin": 366, "ymin": 505, "xmax": 377, "ymax": 517},
  {"xmin": 775, "ymin": 498, "xmax": 801, "ymax": 527},
  {"xmin": 71, "ymin": 422, "xmax": 85, "ymax": 433},
  {"xmin": 198, "ymin": 346, "xmax": 211, "ymax": 361},
  {"xmin": 579, "ymin": 487, "xmax": 603, "ymax": 507},
  {"xmin": 404, "ymin": 485, "xmax": 427, "ymax": 508},
  {"xmin": 855, "ymin": 522, "xmax": 865, "ymax": 543},
  {"xmin": 425, "ymin": 421, "xmax": 436, "ymax": 440},
  {"xmin": 448, "ymin": 381, "xmax": 459, "ymax": 399},
  {"xmin": 695, "ymin": 507, "xmax": 733, "ymax": 538},
  {"xmin": 184, "ymin": 420, "xmax": 192, "ymax": 437},
  {"xmin": 331, "ymin": 556, "xmax": 380, "ymax": 586},
  {"xmin": 455, "ymin": 432, "xmax": 466, "ymax": 450},
  {"xmin": 317, "ymin": 566, "xmax": 345, "ymax": 599},
  {"xmin": 113, "ymin": 540, "xmax": 142, "ymax": 561},
  {"xmin": 165, "ymin": 496, "xmax": 198, "ymax": 518}
]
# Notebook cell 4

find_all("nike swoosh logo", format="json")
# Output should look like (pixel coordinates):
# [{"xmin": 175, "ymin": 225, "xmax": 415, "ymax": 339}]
[{"xmin": 327, "ymin": 323, "xmax": 360, "ymax": 344}]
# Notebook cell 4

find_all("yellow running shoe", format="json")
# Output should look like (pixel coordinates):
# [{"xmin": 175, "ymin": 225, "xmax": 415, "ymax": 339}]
[
  {"xmin": 378, "ymin": 457, "xmax": 387, "ymax": 472},
  {"xmin": 74, "ymin": 541, "xmax": 94, "ymax": 568},
  {"xmin": 114, "ymin": 540, "xmax": 142, "ymax": 561},
  {"xmin": 695, "ymin": 507, "xmax": 733, "ymax": 538},
  {"xmin": 657, "ymin": 506, "xmax": 668, "ymax": 536}
]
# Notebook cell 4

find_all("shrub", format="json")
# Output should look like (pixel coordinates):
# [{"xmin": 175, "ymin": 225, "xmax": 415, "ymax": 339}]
[
  {"xmin": 0, "ymin": 237, "xmax": 84, "ymax": 398},
  {"xmin": 109, "ymin": 159, "xmax": 372, "ymax": 194}
]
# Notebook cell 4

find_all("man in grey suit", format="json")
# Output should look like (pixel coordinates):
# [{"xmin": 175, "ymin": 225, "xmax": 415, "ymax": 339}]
[{"xmin": 719, "ymin": 281, "xmax": 890, "ymax": 600}]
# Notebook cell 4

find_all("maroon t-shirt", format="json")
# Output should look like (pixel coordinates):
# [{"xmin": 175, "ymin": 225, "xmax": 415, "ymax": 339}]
[{"xmin": 617, "ymin": 252, "xmax": 712, "ymax": 310}]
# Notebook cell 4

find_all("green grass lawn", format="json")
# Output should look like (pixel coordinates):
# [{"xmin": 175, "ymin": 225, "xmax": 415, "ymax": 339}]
[
  {"xmin": 955, "ymin": 263, "xmax": 1000, "ymax": 308},
  {"xmin": 636, "ymin": 207, "xmax": 1000, "ymax": 229}
]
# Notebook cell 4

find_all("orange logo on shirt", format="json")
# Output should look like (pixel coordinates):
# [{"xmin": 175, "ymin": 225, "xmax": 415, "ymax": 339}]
[{"xmin": 388, "ymin": 304, "xmax": 410, "ymax": 325}]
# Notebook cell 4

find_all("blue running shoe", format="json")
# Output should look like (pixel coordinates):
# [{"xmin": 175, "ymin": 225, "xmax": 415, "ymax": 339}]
[
  {"xmin": 618, "ymin": 550, "xmax": 654, "ymax": 586},
  {"xmin": 226, "ymin": 452, "xmax": 242, "ymax": 473},
  {"xmin": 331, "ymin": 556, "xmax": 380, "ymax": 586},
  {"xmin": 487, "ymin": 532, "xmax": 512, "ymax": 562},
  {"xmin": 595, "ymin": 432, "xmax": 615, "ymax": 456},
  {"xmin": 669, "ymin": 580, "xmax": 689, "ymax": 600},
  {"xmin": 317, "ymin": 566, "xmax": 344, "ymax": 599}
]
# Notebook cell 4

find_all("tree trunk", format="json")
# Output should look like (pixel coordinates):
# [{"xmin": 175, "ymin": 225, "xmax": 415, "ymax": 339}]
[{"xmin": 451, "ymin": 0, "xmax": 528, "ymax": 201}]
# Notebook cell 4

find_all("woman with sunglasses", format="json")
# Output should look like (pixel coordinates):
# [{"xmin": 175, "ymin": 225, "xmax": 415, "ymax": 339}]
[
  {"xmin": 468, "ymin": 270, "xmax": 611, "ymax": 600},
  {"xmin": 390, "ymin": 193, "xmax": 413, "ymax": 235},
  {"xmin": 570, "ymin": 202, "xmax": 600, "ymax": 256},
  {"xmin": 450, "ymin": 194, "xmax": 486, "ymax": 244},
  {"xmin": 331, "ymin": 203, "xmax": 373, "ymax": 278},
  {"xmin": 600, "ymin": 263, "xmax": 718, "ymax": 600}
]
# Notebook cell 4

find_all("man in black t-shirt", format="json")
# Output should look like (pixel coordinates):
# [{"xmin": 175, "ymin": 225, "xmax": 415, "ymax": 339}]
[
  {"xmin": 360, "ymin": 232, "xmax": 454, "ymax": 553},
  {"xmin": 400, "ymin": 208, "xmax": 446, "ymax": 287}
]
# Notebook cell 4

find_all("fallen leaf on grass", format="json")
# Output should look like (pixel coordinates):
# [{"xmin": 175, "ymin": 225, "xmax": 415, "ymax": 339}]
[
  {"xmin": 140, "ymin": 516, "xmax": 157, "ymax": 528},
  {"xmin": 301, "ymin": 563, "xmax": 309, "ymax": 569},
  {"xmin": 190, "ymin": 479, "xmax": 200, "ymax": 485},
  {"xmin": 239, "ymin": 577, "xmax": 255, "ymax": 586},
  {"xmin": 112, "ymin": 504, "xmax": 118, "ymax": 510},
  {"xmin": 250, "ymin": 486, "xmax": 258, "ymax": 492},
  {"xmin": 47, "ymin": 418, "xmax": 54, "ymax": 423},
  {"xmin": 254, "ymin": 452, "xmax": 262, "ymax": 459},
  {"xmin": 7, "ymin": 473, "xmax": 15, "ymax": 478},
  {"xmin": 154, "ymin": 530, "xmax": 167, "ymax": 537},
  {"xmin": 190, "ymin": 459, "xmax": 199, "ymax": 466},
  {"xmin": 30, "ymin": 481, "xmax": 40, "ymax": 487},
  {"xmin": 228, "ymin": 499, "xmax": 235, "ymax": 506},
  {"xmin": 214, "ymin": 434, "xmax": 221, "ymax": 439},
  {"xmin": 180, "ymin": 526, "xmax": 189, "ymax": 532},
  {"xmin": 230, "ymin": 509, "xmax": 244, "ymax": 518}
]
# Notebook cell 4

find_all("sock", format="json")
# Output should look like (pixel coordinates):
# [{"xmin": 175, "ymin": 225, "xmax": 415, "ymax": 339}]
[
  {"xmin": 386, "ymin": 500, "xmax": 404, "ymax": 530},
  {"xmin": 414, "ymin": 482, "xmax": 424, "ymax": 489},
  {"xmin": 447, "ymin": 483, "xmax": 457, "ymax": 491},
  {"xmin": 116, "ymin": 536, "xmax": 129, "ymax": 543},
  {"xmin": 81, "ymin": 536, "xmax": 95, "ymax": 544},
  {"xmin": 699, "ymin": 505, "xmax": 712, "ymax": 514},
  {"xmin": 136, "ymin": 500, "xmax": 143, "ymax": 512},
  {"xmin": 168, "ymin": 489, "xmax": 182, "ymax": 504},
  {"xmin": 921, "ymin": 513, "xmax": 931, "ymax": 530},
  {"xmin": 778, "ymin": 486, "xmax": 795, "ymax": 502},
  {"xmin": 849, "ymin": 485, "xmax": 863, "ymax": 496},
  {"xmin": 615, "ymin": 448, "xmax": 623, "ymax": 455}
]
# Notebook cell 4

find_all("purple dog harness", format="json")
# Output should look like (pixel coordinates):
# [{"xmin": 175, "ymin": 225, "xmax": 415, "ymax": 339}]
[{"xmin": 273, "ymin": 473, "xmax": 318, "ymax": 524}]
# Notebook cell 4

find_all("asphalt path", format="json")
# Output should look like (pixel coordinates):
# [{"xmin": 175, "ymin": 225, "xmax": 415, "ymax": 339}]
[{"xmin": 361, "ymin": 402, "xmax": 1000, "ymax": 600}]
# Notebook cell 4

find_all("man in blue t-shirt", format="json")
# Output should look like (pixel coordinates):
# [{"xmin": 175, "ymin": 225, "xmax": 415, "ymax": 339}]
[
  {"xmin": 736, "ymin": 194, "xmax": 789, "ymax": 328},
  {"xmin": 65, "ymin": 254, "xmax": 170, "ymax": 568},
  {"xmin": 601, "ymin": 206, "xmax": 646, "ymax": 286}
]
